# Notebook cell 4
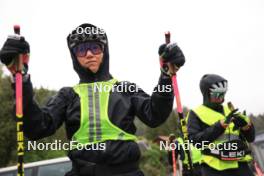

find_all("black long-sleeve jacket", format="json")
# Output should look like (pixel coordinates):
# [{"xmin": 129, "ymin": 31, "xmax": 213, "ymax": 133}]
[{"xmin": 20, "ymin": 74, "xmax": 173, "ymax": 165}]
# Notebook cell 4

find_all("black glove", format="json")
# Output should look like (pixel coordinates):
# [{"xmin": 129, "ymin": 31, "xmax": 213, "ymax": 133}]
[
  {"xmin": 158, "ymin": 43, "xmax": 185, "ymax": 67},
  {"xmin": 0, "ymin": 35, "xmax": 30, "ymax": 75},
  {"xmin": 0, "ymin": 35, "xmax": 30, "ymax": 66},
  {"xmin": 224, "ymin": 109, "xmax": 239, "ymax": 124},
  {"xmin": 233, "ymin": 114, "xmax": 249, "ymax": 130}
]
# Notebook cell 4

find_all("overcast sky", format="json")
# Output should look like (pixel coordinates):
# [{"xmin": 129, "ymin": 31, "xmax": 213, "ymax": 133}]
[{"xmin": 1, "ymin": 0, "xmax": 264, "ymax": 115}]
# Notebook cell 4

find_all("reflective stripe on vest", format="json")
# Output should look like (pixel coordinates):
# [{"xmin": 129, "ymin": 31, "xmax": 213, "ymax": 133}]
[
  {"xmin": 193, "ymin": 105, "xmax": 252, "ymax": 171},
  {"xmin": 72, "ymin": 79, "xmax": 137, "ymax": 146}
]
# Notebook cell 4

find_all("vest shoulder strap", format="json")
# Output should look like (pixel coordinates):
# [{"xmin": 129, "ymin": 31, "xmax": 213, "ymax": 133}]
[{"xmin": 193, "ymin": 105, "xmax": 230, "ymax": 126}]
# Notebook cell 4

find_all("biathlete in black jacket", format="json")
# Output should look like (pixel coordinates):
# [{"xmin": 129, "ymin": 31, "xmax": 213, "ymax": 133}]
[
  {"xmin": 0, "ymin": 23, "xmax": 185, "ymax": 176},
  {"xmin": 187, "ymin": 74, "xmax": 255, "ymax": 176}
]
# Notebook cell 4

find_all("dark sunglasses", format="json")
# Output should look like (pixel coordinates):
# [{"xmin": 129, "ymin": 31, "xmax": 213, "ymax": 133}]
[{"xmin": 73, "ymin": 42, "xmax": 104, "ymax": 57}]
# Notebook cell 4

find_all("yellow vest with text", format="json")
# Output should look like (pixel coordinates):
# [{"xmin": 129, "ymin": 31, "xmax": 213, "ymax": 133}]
[
  {"xmin": 71, "ymin": 79, "xmax": 137, "ymax": 147},
  {"xmin": 193, "ymin": 105, "xmax": 252, "ymax": 171}
]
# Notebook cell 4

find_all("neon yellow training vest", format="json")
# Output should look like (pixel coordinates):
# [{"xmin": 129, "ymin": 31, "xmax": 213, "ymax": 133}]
[
  {"xmin": 72, "ymin": 79, "xmax": 137, "ymax": 146},
  {"xmin": 185, "ymin": 113, "xmax": 202, "ymax": 165},
  {"xmin": 177, "ymin": 137, "xmax": 202, "ymax": 166},
  {"xmin": 193, "ymin": 105, "xmax": 252, "ymax": 171}
]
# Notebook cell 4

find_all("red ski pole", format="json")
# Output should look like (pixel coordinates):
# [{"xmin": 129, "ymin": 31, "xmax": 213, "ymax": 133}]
[
  {"xmin": 14, "ymin": 25, "xmax": 25, "ymax": 176},
  {"xmin": 163, "ymin": 32, "xmax": 177, "ymax": 176},
  {"xmin": 169, "ymin": 133, "xmax": 177, "ymax": 176},
  {"xmin": 162, "ymin": 32, "xmax": 194, "ymax": 175},
  {"xmin": 255, "ymin": 161, "xmax": 264, "ymax": 176}
]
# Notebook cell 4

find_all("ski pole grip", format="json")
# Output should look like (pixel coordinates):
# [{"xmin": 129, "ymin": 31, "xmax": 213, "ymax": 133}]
[
  {"xmin": 13, "ymin": 25, "xmax": 23, "ymax": 72},
  {"xmin": 14, "ymin": 25, "xmax": 20, "ymax": 35},
  {"xmin": 160, "ymin": 31, "xmax": 171, "ymax": 67},
  {"xmin": 165, "ymin": 31, "xmax": 170, "ymax": 44}
]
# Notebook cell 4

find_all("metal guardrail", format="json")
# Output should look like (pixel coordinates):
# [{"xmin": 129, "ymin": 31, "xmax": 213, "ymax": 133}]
[{"xmin": 0, "ymin": 157, "xmax": 71, "ymax": 176}]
